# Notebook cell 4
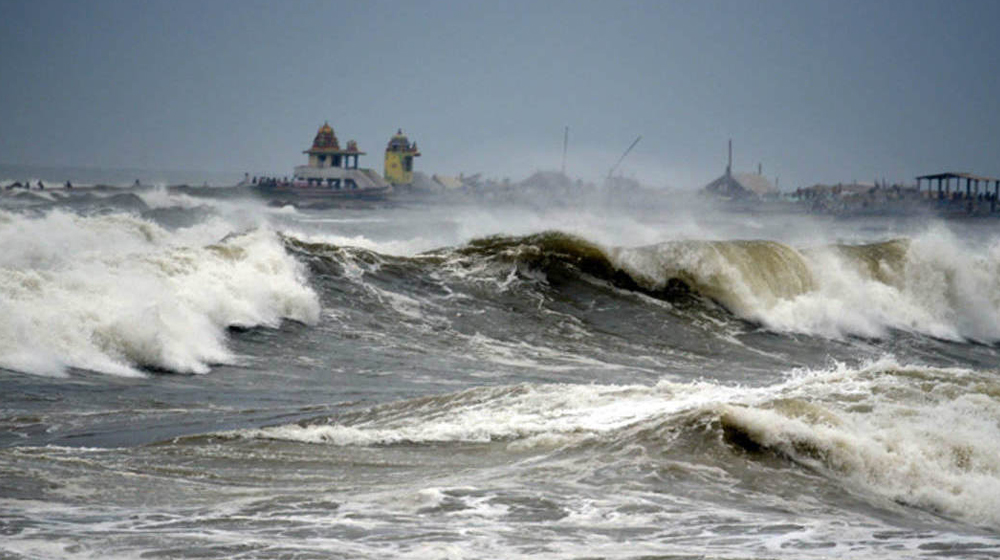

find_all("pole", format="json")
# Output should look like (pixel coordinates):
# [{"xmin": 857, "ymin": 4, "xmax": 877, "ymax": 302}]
[
  {"xmin": 727, "ymin": 139, "xmax": 732, "ymax": 177},
  {"xmin": 607, "ymin": 135, "xmax": 642, "ymax": 180},
  {"xmin": 561, "ymin": 126, "xmax": 569, "ymax": 176}
]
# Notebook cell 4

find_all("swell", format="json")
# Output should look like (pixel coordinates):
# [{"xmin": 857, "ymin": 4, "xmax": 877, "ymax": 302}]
[
  {"xmin": 609, "ymin": 239, "xmax": 817, "ymax": 314},
  {"xmin": 348, "ymin": 226, "xmax": 1000, "ymax": 342},
  {"xmin": 289, "ymin": 231, "xmax": 710, "ymax": 312},
  {"xmin": 291, "ymin": 229, "xmax": 1000, "ymax": 341},
  {"xmin": 225, "ymin": 358, "xmax": 1000, "ymax": 529}
]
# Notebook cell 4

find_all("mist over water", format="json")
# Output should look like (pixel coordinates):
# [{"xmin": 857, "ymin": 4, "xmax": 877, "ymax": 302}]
[{"xmin": 3, "ymin": 181, "xmax": 1000, "ymax": 559}]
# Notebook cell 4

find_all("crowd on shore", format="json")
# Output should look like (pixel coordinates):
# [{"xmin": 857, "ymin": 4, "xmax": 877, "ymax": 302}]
[
  {"xmin": 3, "ymin": 180, "xmax": 70, "ymax": 191},
  {"xmin": 2, "ymin": 179, "xmax": 151, "ymax": 192}
]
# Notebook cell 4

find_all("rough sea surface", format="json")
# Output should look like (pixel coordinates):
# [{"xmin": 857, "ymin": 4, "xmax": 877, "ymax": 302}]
[{"xmin": 2, "ymin": 183, "xmax": 1000, "ymax": 559}]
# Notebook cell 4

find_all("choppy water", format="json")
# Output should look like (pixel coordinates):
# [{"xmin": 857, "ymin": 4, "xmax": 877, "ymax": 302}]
[{"xmin": 3, "ymin": 183, "xmax": 1000, "ymax": 559}]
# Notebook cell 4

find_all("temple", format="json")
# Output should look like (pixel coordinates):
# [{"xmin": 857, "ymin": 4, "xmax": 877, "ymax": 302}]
[
  {"xmin": 383, "ymin": 129, "xmax": 420, "ymax": 186},
  {"xmin": 292, "ymin": 123, "xmax": 389, "ymax": 191}
]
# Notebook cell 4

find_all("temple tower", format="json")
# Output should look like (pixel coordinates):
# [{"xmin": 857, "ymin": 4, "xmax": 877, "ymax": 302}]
[
  {"xmin": 383, "ymin": 129, "xmax": 420, "ymax": 185},
  {"xmin": 292, "ymin": 122, "xmax": 386, "ymax": 190},
  {"xmin": 303, "ymin": 122, "xmax": 363, "ymax": 172}
]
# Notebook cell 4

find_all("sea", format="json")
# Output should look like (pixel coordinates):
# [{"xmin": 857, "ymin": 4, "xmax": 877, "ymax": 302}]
[{"xmin": 2, "ymin": 169, "xmax": 1000, "ymax": 559}]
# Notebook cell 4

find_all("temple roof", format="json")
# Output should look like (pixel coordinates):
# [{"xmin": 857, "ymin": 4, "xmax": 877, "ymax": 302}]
[
  {"xmin": 304, "ymin": 122, "xmax": 365, "ymax": 155},
  {"xmin": 309, "ymin": 122, "xmax": 339, "ymax": 151},
  {"xmin": 386, "ymin": 129, "xmax": 420, "ymax": 155}
]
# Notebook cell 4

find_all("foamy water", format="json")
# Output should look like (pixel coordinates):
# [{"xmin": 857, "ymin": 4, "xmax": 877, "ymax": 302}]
[
  {"xmin": 234, "ymin": 356, "xmax": 1000, "ymax": 530},
  {"xmin": 0, "ymin": 209, "xmax": 318, "ymax": 376},
  {"xmin": 2, "ymin": 189, "xmax": 1000, "ymax": 559},
  {"xmin": 607, "ymin": 227, "xmax": 1000, "ymax": 342}
]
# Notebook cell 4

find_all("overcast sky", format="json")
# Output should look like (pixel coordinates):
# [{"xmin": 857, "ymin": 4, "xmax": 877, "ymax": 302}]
[{"xmin": 2, "ymin": 0, "xmax": 998, "ymax": 189}]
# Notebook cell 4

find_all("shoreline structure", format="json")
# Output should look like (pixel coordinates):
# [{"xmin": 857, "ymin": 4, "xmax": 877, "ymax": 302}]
[
  {"xmin": 5, "ymin": 170, "xmax": 1000, "ymax": 218},
  {"xmin": 2, "ymin": 127, "xmax": 998, "ymax": 216}
]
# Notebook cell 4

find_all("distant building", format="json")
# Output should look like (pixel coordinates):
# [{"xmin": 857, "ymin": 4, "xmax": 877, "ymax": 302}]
[
  {"xmin": 302, "ymin": 122, "xmax": 363, "ymax": 172},
  {"xmin": 431, "ymin": 174, "xmax": 463, "ymax": 190},
  {"xmin": 291, "ymin": 122, "xmax": 388, "ymax": 191},
  {"xmin": 704, "ymin": 172, "xmax": 777, "ymax": 198},
  {"xmin": 384, "ymin": 129, "xmax": 420, "ymax": 186},
  {"xmin": 795, "ymin": 183, "xmax": 875, "ymax": 200},
  {"xmin": 702, "ymin": 140, "xmax": 777, "ymax": 199},
  {"xmin": 792, "ymin": 181, "xmax": 929, "ymax": 215}
]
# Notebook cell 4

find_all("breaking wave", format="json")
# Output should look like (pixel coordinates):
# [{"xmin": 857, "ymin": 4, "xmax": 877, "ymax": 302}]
[
  {"xmin": 0, "ymin": 210, "xmax": 319, "ymax": 377},
  {"xmin": 313, "ymin": 229, "xmax": 1000, "ymax": 342},
  {"xmin": 233, "ymin": 358, "xmax": 1000, "ymax": 529},
  {"xmin": 7, "ymin": 208, "xmax": 1000, "ymax": 378}
]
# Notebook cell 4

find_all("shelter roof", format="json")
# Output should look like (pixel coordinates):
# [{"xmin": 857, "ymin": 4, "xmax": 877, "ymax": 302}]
[
  {"xmin": 733, "ymin": 173, "xmax": 778, "ymax": 196},
  {"xmin": 703, "ymin": 172, "xmax": 777, "ymax": 197},
  {"xmin": 916, "ymin": 172, "xmax": 998, "ymax": 182}
]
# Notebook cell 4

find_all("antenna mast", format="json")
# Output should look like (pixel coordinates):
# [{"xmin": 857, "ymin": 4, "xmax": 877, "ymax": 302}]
[
  {"xmin": 726, "ymin": 138, "xmax": 732, "ymax": 178},
  {"xmin": 607, "ymin": 135, "xmax": 642, "ymax": 180},
  {"xmin": 561, "ymin": 126, "xmax": 569, "ymax": 175}
]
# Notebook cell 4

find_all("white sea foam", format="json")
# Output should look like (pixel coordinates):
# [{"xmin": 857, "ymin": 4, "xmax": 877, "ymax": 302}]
[
  {"xmin": 462, "ymin": 331, "xmax": 628, "ymax": 373},
  {"xmin": 285, "ymin": 230, "xmax": 439, "ymax": 257},
  {"xmin": 135, "ymin": 186, "xmax": 297, "ymax": 233},
  {"xmin": 240, "ymin": 356, "xmax": 1000, "ymax": 529},
  {"xmin": 758, "ymin": 227, "xmax": 1000, "ymax": 341},
  {"xmin": 241, "ymin": 380, "xmax": 742, "ymax": 450},
  {"xmin": 609, "ymin": 225, "xmax": 1000, "ymax": 342},
  {"xmin": 0, "ymin": 210, "xmax": 319, "ymax": 376},
  {"xmin": 134, "ymin": 186, "xmax": 208, "ymax": 210},
  {"xmin": 721, "ymin": 357, "xmax": 1000, "ymax": 529}
]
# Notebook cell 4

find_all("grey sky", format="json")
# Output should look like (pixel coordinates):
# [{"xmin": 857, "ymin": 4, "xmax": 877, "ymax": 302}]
[{"xmin": 2, "ymin": 0, "xmax": 998, "ymax": 189}]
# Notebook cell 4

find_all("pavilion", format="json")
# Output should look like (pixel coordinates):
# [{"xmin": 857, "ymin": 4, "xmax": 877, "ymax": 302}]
[{"xmin": 916, "ymin": 172, "xmax": 1000, "ymax": 201}]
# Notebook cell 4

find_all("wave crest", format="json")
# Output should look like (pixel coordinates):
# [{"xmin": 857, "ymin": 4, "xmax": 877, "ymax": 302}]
[
  {"xmin": 231, "ymin": 358, "xmax": 1000, "ymax": 528},
  {"xmin": 286, "ymin": 227, "xmax": 1000, "ymax": 342},
  {"xmin": 0, "ymin": 212, "xmax": 320, "ymax": 376}
]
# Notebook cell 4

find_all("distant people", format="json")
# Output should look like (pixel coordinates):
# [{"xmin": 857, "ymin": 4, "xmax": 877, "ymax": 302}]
[
  {"xmin": 65, "ymin": 180, "xmax": 73, "ymax": 189},
  {"xmin": 37, "ymin": 180, "xmax": 44, "ymax": 190},
  {"xmin": 134, "ymin": 179, "xmax": 141, "ymax": 187}
]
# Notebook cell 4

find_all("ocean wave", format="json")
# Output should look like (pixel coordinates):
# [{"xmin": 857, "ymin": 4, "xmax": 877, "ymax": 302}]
[
  {"xmin": 716, "ymin": 359, "xmax": 1000, "ymax": 529},
  {"xmin": 231, "ymin": 357, "xmax": 1000, "ymax": 528},
  {"xmin": 292, "ymin": 229, "xmax": 1000, "ymax": 342},
  {"xmin": 0, "ymin": 211, "xmax": 320, "ymax": 377}
]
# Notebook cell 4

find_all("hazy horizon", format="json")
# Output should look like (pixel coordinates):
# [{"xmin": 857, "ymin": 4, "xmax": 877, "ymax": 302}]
[{"xmin": 3, "ymin": 0, "xmax": 999, "ymax": 190}]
